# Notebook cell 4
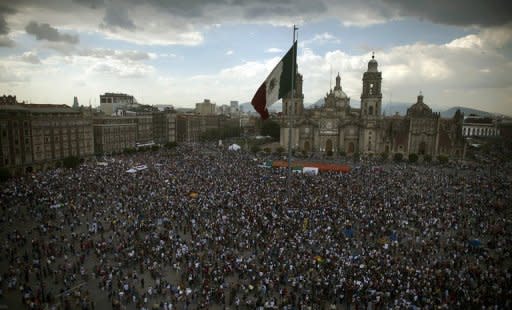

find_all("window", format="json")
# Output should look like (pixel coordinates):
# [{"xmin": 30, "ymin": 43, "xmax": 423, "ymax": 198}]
[{"xmin": 369, "ymin": 106, "xmax": 373, "ymax": 115}]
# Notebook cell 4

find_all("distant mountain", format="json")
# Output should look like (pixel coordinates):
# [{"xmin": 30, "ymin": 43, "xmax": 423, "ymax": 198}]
[
  {"xmin": 307, "ymin": 98, "xmax": 411, "ymax": 116},
  {"xmin": 240, "ymin": 101, "xmax": 282, "ymax": 113},
  {"xmin": 440, "ymin": 106, "xmax": 493, "ymax": 118},
  {"xmin": 241, "ymin": 100, "xmax": 505, "ymax": 119}
]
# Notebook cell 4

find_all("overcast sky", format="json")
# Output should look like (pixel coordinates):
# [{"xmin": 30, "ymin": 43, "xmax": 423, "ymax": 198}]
[{"xmin": 0, "ymin": 0, "xmax": 511, "ymax": 114}]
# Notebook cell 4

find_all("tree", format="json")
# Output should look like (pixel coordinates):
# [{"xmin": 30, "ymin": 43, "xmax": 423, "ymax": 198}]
[
  {"xmin": 123, "ymin": 148, "xmax": 136, "ymax": 154},
  {"xmin": 151, "ymin": 145, "xmax": 160, "ymax": 151},
  {"xmin": 0, "ymin": 167, "xmax": 11, "ymax": 182},
  {"xmin": 393, "ymin": 153, "xmax": 403, "ymax": 162},
  {"xmin": 260, "ymin": 119, "xmax": 280, "ymax": 140},
  {"xmin": 438, "ymin": 155, "xmax": 449, "ymax": 164},
  {"xmin": 164, "ymin": 142, "xmax": 177, "ymax": 149},
  {"xmin": 339, "ymin": 150, "xmax": 346, "ymax": 157},
  {"xmin": 276, "ymin": 146, "xmax": 285, "ymax": 156},
  {"xmin": 381, "ymin": 152, "xmax": 389, "ymax": 161},
  {"xmin": 263, "ymin": 147, "xmax": 271, "ymax": 154},
  {"xmin": 408, "ymin": 153, "xmax": 418, "ymax": 163},
  {"xmin": 63, "ymin": 156, "xmax": 80, "ymax": 169},
  {"xmin": 251, "ymin": 145, "xmax": 261, "ymax": 154},
  {"xmin": 423, "ymin": 154, "xmax": 432, "ymax": 163}
]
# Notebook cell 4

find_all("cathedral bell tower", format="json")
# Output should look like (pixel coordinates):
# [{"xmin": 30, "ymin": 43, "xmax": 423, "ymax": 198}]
[
  {"xmin": 360, "ymin": 53, "xmax": 382, "ymax": 118},
  {"xmin": 282, "ymin": 72, "xmax": 304, "ymax": 115}
]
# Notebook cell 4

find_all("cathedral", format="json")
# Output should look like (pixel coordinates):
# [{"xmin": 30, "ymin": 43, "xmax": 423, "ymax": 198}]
[{"xmin": 279, "ymin": 55, "xmax": 465, "ymax": 158}]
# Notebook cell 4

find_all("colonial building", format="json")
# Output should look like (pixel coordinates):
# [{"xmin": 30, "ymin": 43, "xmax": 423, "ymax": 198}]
[
  {"xmin": 93, "ymin": 117, "xmax": 137, "ymax": 154},
  {"xmin": 152, "ymin": 109, "xmax": 177, "ymax": 144},
  {"xmin": 463, "ymin": 115, "xmax": 499, "ymax": 137},
  {"xmin": 176, "ymin": 114, "xmax": 226, "ymax": 142},
  {"xmin": 280, "ymin": 55, "xmax": 465, "ymax": 157},
  {"xmin": 0, "ymin": 95, "xmax": 94, "ymax": 174}
]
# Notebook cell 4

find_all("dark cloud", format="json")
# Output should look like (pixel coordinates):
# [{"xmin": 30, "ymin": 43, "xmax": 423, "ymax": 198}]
[
  {"xmin": 25, "ymin": 21, "xmax": 79, "ymax": 44},
  {"xmin": 0, "ymin": 5, "xmax": 16, "ymax": 35},
  {"xmin": 384, "ymin": 0, "xmax": 512, "ymax": 27},
  {"xmin": 73, "ymin": 0, "xmax": 105, "ymax": 9},
  {"xmin": 100, "ymin": 3, "xmax": 136, "ymax": 31}
]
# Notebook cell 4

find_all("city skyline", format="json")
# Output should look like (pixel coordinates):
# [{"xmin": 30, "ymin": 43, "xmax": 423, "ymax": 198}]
[{"xmin": 0, "ymin": 1, "xmax": 511, "ymax": 114}]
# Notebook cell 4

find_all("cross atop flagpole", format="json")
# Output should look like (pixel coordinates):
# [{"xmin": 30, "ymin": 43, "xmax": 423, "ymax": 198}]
[{"xmin": 286, "ymin": 25, "xmax": 298, "ymax": 202}]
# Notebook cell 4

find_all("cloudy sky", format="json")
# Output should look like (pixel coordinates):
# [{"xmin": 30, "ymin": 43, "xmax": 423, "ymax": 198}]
[{"xmin": 0, "ymin": 0, "xmax": 511, "ymax": 114}]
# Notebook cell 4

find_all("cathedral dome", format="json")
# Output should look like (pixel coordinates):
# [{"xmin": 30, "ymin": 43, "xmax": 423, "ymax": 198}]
[
  {"xmin": 367, "ymin": 54, "xmax": 378, "ymax": 72},
  {"xmin": 406, "ymin": 93, "xmax": 433, "ymax": 117},
  {"xmin": 334, "ymin": 88, "xmax": 348, "ymax": 99}
]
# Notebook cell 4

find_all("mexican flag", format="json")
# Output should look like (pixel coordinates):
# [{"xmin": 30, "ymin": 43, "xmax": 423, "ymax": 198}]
[{"xmin": 251, "ymin": 41, "xmax": 297, "ymax": 120}]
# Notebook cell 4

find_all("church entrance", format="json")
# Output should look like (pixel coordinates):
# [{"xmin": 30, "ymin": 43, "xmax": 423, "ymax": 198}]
[
  {"xmin": 325, "ymin": 139, "xmax": 333, "ymax": 154},
  {"xmin": 304, "ymin": 141, "xmax": 310, "ymax": 152},
  {"xmin": 419, "ymin": 141, "xmax": 426, "ymax": 155},
  {"xmin": 348, "ymin": 142, "xmax": 355, "ymax": 154}
]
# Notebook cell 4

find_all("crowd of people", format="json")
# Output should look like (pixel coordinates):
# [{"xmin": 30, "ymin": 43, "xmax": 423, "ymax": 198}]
[{"xmin": 0, "ymin": 143, "xmax": 511, "ymax": 309}]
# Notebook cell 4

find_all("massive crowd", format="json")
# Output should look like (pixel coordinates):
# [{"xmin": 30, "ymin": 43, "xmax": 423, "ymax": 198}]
[{"xmin": 0, "ymin": 143, "xmax": 511, "ymax": 309}]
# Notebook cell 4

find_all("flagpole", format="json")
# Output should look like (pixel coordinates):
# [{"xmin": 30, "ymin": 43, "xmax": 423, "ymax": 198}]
[{"xmin": 287, "ymin": 25, "xmax": 297, "ymax": 202}]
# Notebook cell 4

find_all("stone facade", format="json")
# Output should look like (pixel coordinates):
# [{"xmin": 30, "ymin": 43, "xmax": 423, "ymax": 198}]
[
  {"xmin": 280, "ymin": 56, "xmax": 465, "ymax": 157},
  {"xmin": 93, "ymin": 117, "xmax": 137, "ymax": 154},
  {"xmin": 152, "ymin": 109, "xmax": 177, "ymax": 144},
  {"xmin": 176, "ymin": 114, "xmax": 225, "ymax": 142},
  {"xmin": 0, "ymin": 96, "xmax": 94, "ymax": 174},
  {"xmin": 463, "ymin": 116, "xmax": 499, "ymax": 137}
]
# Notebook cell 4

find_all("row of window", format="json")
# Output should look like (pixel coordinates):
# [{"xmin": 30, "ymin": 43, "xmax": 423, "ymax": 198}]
[{"xmin": 463, "ymin": 127, "xmax": 498, "ymax": 136}]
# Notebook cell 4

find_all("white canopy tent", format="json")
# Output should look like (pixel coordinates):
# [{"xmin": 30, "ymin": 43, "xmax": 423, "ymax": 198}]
[{"xmin": 228, "ymin": 144, "xmax": 241, "ymax": 151}]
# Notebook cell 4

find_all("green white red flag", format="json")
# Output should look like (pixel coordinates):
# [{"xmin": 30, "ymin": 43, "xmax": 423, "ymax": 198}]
[{"xmin": 251, "ymin": 41, "xmax": 296, "ymax": 120}]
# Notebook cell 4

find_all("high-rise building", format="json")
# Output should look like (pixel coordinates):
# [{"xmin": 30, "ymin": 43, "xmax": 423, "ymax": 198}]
[
  {"xmin": 195, "ymin": 99, "xmax": 216, "ymax": 115},
  {"xmin": 230, "ymin": 101, "xmax": 239, "ymax": 113},
  {"xmin": 99, "ymin": 93, "xmax": 139, "ymax": 115}
]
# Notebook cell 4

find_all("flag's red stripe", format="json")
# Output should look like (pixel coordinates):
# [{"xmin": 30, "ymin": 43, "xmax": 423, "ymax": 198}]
[{"xmin": 251, "ymin": 83, "xmax": 269, "ymax": 120}]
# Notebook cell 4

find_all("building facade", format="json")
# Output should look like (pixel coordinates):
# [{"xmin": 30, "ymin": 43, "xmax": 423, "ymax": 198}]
[
  {"xmin": 176, "ymin": 114, "xmax": 225, "ymax": 142},
  {"xmin": 280, "ymin": 56, "xmax": 465, "ymax": 157},
  {"xmin": 93, "ymin": 117, "xmax": 137, "ymax": 154},
  {"xmin": 463, "ymin": 116, "xmax": 499, "ymax": 137},
  {"xmin": 195, "ymin": 99, "xmax": 216, "ymax": 115},
  {"xmin": 152, "ymin": 109, "xmax": 177, "ymax": 144},
  {"xmin": 99, "ymin": 93, "xmax": 139, "ymax": 115},
  {"xmin": 0, "ymin": 95, "xmax": 94, "ymax": 174}
]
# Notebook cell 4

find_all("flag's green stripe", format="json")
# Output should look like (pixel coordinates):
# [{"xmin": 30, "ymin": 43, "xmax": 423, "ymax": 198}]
[{"xmin": 278, "ymin": 41, "xmax": 297, "ymax": 99}]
